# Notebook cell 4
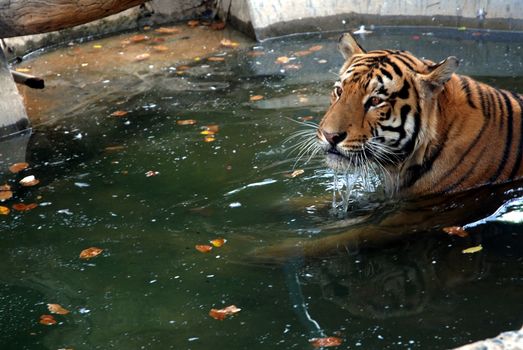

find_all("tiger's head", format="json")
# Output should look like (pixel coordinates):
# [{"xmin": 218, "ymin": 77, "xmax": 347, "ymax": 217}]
[{"xmin": 318, "ymin": 33, "xmax": 459, "ymax": 176}]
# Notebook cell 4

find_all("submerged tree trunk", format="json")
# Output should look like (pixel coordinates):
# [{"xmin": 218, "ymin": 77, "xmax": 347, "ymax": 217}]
[{"xmin": 0, "ymin": 0, "xmax": 148, "ymax": 38}]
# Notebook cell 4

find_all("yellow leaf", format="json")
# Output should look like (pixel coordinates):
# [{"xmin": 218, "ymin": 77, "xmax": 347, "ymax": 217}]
[
  {"xmin": 15, "ymin": 67, "xmax": 31, "ymax": 72},
  {"xmin": 275, "ymin": 56, "xmax": 290, "ymax": 64},
  {"xmin": 0, "ymin": 206, "xmax": 10, "ymax": 215},
  {"xmin": 462, "ymin": 244, "xmax": 483, "ymax": 254},
  {"xmin": 93, "ymin": 44, "xmax": 102, "ymax": 49},
  {"xmin": 249, "ymin": 95, "xmax": 264, "ymax": 101},
  {"xmin": 47, "ymin": 303, "xmax": 70, "ymax": 315},
  {"xmin": 210, "ymin": 238, "xmax": 226, "ymax": 247}
]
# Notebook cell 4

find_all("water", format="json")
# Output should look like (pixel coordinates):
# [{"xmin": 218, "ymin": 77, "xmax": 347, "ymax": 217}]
[{"xmin": 1, "ymin": 26, "xmax": 522, "ymax": 349}]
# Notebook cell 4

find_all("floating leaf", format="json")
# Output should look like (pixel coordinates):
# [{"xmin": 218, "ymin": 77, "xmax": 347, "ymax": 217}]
[
  {"xmin": 220, "ymin": 39, "xmax": 240, "ymax": 48},
  {"xmin": 287, "ymin": 169, "xmax": 304, "ymax": 178},
  {"xmin": 443, "ymin": 226, "xmax": 468, "ymax": 237},
  {"xmin": 79, "ymin": 247, "xmax": 103, "ymax": 259},
  {"xmin": 12, "ymin": 203, "xmax": 38, "ymax": 211},
  {"xmin": 39, "ymin": 314, "xmax": 57, "ymax": 326},
  {"xmin": 187, "ymin": 20, "xmax": 200, "ymax": 27},
  {"xmin": 208, "ymin": 56, "xmax": 225, "ymax": 62},
  {"xmin": 145, "ymin": 170, "xmax": 159, "ymax": 177},
  {"xmin": 110, "ymin": 110, "xmax": 128, "ymax": 117},
  {"xmin": 47, "ymin": 303, "xmax": 70, "ymax": 315},
  {"xmin": 130, "ymin": 34, "xmax": 149, "ymax": 43},
  {"xmin": 309, "ymin": 45, "xmax": 323, "ymax": 52},
  {"xmin": 195, "ymin": 244, "xmax": 213, "ymax": 253},
  {"xmin": 209, "ymin": 305, "xmax": 241, "ymax": 320},
  {"xmin": 247, "ymin": 51, "xmax": 265, "ymax": 57},
  {"xmin": 152, "ymin": 45, "xmax": 169, "ymax": 52},
  {"xmin": 19, "ymin": 175, "xmax": 39, "ymax": 187},
  {"xmin": 462, "ymin": 245, "xmax": 483, "ymax": 254},
  {"xmin": 211, "ymin": 21, "xmax": 226, "ymax": 30},
  {"xmin": 294, "ymin": 50, "xmax": 312, "ymax": 57},
  {"xmin": 210, "ymin": 238, "xmax": 226, "ymax": 247},
  {"xmin": 0, "ymin": 206, "xmax": 9, "ymax": 215},
  {"xmin": 155, "ymin": 27, "xmax": 180, "ymax": 34},
  {"xmin": 249, "ymin": 95, "xmax": 264, "ymax": 101},
  {"xmin": 104, "ymin": 145, "xmax": 126, "ymax": 152},
  {"xmin": 135, "ymin": 53, "xmax": 150, "ymax": 61},
  {"xmin": 203, "ymin": 136, "xmax": 216, "ymax": 143},
  {"xmin": 204, "ymin": 125, "xmax": 220, "ymax": 133},
  {"xmin": 283, "ymin": 64, "xmax": 302, "ymax": 70},
  {"xmin": 309, "ymin": 337, "xmax": 343, "ymax": 348},
  {"xmin": 0, "ymin": 189, "xmax": 13, "ymax": 201},
  {"xmin": 177, "ymin": 119, "xmax": 197, "ymax": 125},
  {"xmin": 9, "ymin": 162, "xmax": 29, "ymax": 173},
  {"xmin": 275, "ymin": 56, "xmax": 290, "ymax": 64}
]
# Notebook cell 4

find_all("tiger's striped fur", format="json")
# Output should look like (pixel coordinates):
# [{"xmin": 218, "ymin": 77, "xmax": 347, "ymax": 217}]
[{"xmin": 317, "ymin": 33, "xmax": 523, "ymax": 196}]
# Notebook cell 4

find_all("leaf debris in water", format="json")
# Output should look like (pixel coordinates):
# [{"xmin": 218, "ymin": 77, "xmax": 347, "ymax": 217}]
[
  {"xmin": 79, "ymin": 247, "xmax": 103, "ymax": 259},
  {"xmin": 195, "ymin": 244, "xmax": 213, "ymax": 253},
  {"xmin": 47, "ymin": 303, "xmax": 70, "ymax": 315},
  {"xmin": 209, "ymin": 305, "xmax": 241, "ymax": 320},
  {"xmin": 9, "ymin": 162, "xmax": 29, "ymax": 173},
  {"xmin": 462, "ymin": 244, "xmax": 483, "ymax": 254},
  {"xmin": 443, "ymin": 226, "xmax": 468, "ymax": 237},
  {"xmin": 309, "ymin": 337, "xmax": 343, "ymax": 348}
]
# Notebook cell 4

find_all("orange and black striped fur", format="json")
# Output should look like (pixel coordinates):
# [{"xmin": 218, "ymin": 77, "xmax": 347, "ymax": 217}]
[{"xmin": 317, "ymin": 33, "xmax": 523, "ymax": 196}]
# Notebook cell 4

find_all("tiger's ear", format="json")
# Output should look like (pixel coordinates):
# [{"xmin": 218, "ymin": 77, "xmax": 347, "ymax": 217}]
[
  {"xmin": 419, "ymin": 56, "xmax": 459, "ymax": 94},
  {"xmin": 338, "ymin": 33, "xmax": 366, "ymax": 59}
]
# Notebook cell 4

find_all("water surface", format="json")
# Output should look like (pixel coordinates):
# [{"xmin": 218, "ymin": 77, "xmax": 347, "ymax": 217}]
[{"xmin": 1, "ymin": 26, "xmax": 522, "ymax": 349}]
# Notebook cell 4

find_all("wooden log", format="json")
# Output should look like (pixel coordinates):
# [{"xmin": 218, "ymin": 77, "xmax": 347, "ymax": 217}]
[
  {"xmin": 0, "ymin": 0, "xmax": 148, "ymax": 38},
  {"xmin": 11, "ymin": 70, "xmax": 45, "ymax": 89}
]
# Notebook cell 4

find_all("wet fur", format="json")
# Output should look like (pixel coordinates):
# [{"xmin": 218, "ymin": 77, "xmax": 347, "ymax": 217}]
[{"xmin": 317, "ymin": 33, "xmax": 523, "ymax": 197}]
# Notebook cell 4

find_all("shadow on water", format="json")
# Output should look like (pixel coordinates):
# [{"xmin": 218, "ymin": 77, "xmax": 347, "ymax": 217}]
[{"xmin": 0, "ymin": 26, "xmax": 522, "ymax": 349}]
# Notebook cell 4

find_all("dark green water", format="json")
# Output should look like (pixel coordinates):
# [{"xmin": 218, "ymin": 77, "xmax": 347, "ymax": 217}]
[{"xmin": 0, "ymin": 27, "xmax": 522, "ymax": 349}]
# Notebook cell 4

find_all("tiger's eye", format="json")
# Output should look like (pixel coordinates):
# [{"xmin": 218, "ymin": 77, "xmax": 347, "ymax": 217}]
[{"xmin": 370, "ymin": 96, "xmax": 382, "ymax": 106}]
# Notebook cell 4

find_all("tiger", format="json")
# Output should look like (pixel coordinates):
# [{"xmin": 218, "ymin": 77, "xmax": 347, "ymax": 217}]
[
  {"xmin": 252, "ymin": 33, "xmax": 523, "ymax": 262},
  {"xmin": 317, "ymin": 33, "xmax": 523, "ymax": 197}
]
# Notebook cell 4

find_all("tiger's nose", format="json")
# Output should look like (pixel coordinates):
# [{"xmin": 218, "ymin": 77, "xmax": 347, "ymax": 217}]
[{"xmin": 321, "ymin": 130, "xmax": 347, "ymax": 146}]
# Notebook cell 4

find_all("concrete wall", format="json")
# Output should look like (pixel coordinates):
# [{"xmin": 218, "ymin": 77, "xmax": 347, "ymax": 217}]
[{"xmin": 220, "ymin": 0, "xmax": 523, "ymax": 40}]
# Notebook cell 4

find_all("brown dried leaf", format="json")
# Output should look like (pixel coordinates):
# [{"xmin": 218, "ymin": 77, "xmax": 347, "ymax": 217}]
[
  {"xmin": 110, "ymin": 110, "xmax": 128, "ymax": 117},
  {"xmin": 130, "ymin": 34, "xmax": 149, "ymax": 43},
  {"xmin": 104, "ymin": 145, "xmax": 126, "ymax": 152},
  {"xmin": 294, "ymin": 50, "xmax": 312, "ymax": 57},
  {"xmin": 209, "ymin": 305, "xmax": 241, "ymax": 320},
  {"xmin": 309, "ymin": 337, "xmax": 343, "ymax": 348},
  {"xmin": 79, "ymin": 247, "xmax": 103, "ymax": 259},
  {"xmin": 135, "ymin": 53, "xmax": 151, "ymax": 61},
  {"xmin": 0, "ymin": 184, "xmax": 11, "ymax": 191},
  {"xmin": 187, "ymin": 20, "xmax": 200, "ymax": 27},
  {"xmin": 176, "ymin": 65, "xmax": 191, "ymax": 71},
  {"xmin": 39, "ymin": 314, "xmax": 57, "ymax": 326},
  {"xmin": 12, "ymin": 203, "xmax": 38, "ymax": 211},
  {"xmin": 155, "ymin": 27, "xmax": 180, "ymax": 34},
  {"xmin": 47, "ymin": 303, "xmax": 70, "ymax": 315},
  {"xmin": 309, "ymin": 45, "xmax": 323, "ymax": 52},
  {"xmin": 211, "ymin": 21, "xmax": 226, "ymax": 30},
  {"xmin": 0, "ymin": 190, "xmax": 13, "ymax": 201},
  {"xmin": 177, "ymin": 119, "xmax": 197, "ymax": 125},
  {"xmin": 195, "ymin": 244, "xmax": 213, "ymax": 253},
  {"xmin": 247, "ymin": 50, "xmax": 265, "ymax": 57},
  {"xmin": 9, "ymin": 162, "xmax": 29, "ymax": 173},
  {"xmin": 249, "ymin": 95, "xmax": 264, "ymax": 101},
  {"xmin": 152, "ymin": 45, "xmax": 169, "ymax": 52},
  {"xmin": 443, "ymin": 226, "xmax": 468, "ymax": 237}
]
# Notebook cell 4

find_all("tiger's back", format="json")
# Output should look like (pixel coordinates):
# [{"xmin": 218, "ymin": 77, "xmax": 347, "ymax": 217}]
[{"xmin": 317, "ymin": 33, "xmax": 523, "ymax": 196}]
